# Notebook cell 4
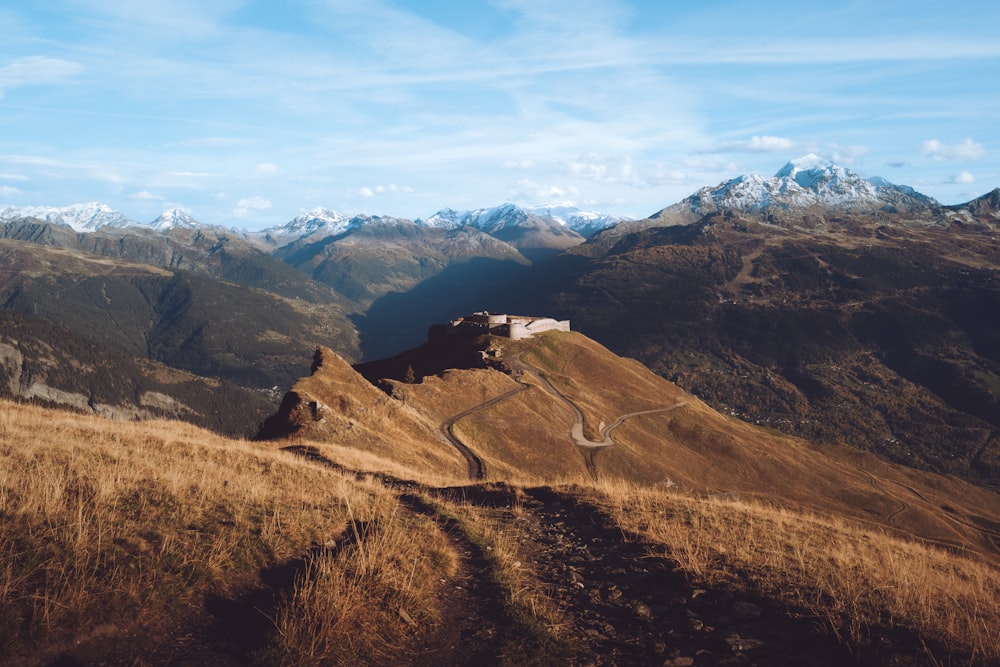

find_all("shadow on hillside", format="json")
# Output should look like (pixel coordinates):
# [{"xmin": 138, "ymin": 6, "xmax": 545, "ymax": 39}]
[
  {"xmin": 353, "ymin": 257, "xmax": 532, "ymax": 361},
  {"xmin": 353, "ymin": 253, "xmax": 591, "ymax": 361}
]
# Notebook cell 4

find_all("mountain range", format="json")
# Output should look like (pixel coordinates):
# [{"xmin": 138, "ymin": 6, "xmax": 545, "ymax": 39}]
[
  {"xmin": 2, "ymin": 156, "xmax": 998, "ymax": 485},
  {"xmin": 2, "ymin": 156, "xmax": 1000, "ymax": 664}
]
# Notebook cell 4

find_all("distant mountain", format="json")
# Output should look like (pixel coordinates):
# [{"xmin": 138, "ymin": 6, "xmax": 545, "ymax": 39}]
[
  {"xmin": 646, "ymin": 155, "xmax": 939, "ymax": 225},
  {"xmin": 0, "ymin": 239, "xmax": 359, "ymax": 389},
  {"xmin": 423, "ymin": 203, "xmax": 620, "ymax": 237},
  {"xmin": 149, "ymin": 208, "xmax": 204, "ymax": 231},
  {"xmin": 276, "ymin": 217, "xmax": 532, "ymax": 358},
  {"xmin": 489, "ymin": 163, "xmax": 1000, "ymax": 488},
  {"xmin": 523, "ymin": 204, "xmax": 626, "ymax": 237},
  {"xmin": 945, "ymin": 188, "xmax": 1000, "ymax": 228},
  {"xmin": 422, "ymin": 203, "xmax": 586, "ymax": 258},
  {"xmin": 247, "ymin": 208, "xmax": 356, "ymax": 249},
  {"xmin": 0, "ymin": 202, "xmax": 137, "ymax": 231}
]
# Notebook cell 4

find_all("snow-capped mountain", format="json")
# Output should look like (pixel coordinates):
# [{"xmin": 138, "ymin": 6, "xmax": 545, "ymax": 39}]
[
  {"xmin": 149, "ymin": 208, "xmax": 203, "ymax": 231},
  {"xmin": 669, "ymin": 155, "xmax": 939, "ymax": 218},
  {"xmin": 421, "ymin": 203, "xmax": 622, "ymax": 238},
  {"xmin": 248, "ymin": 208, "xmax": 356, "ymax": 247},
  {"xmin": 422, "ymin": 203, "xmax": 529, "ymax": 233},
  {"xmin": 524, "ymin": 204, "xmax": 626, "ymax": 236},
  {"xmin": 0, "ymin": 203, "xmax": 137, "ymax": 232}
]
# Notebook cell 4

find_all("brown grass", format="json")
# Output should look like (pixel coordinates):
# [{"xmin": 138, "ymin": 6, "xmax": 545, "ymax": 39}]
[
  {"xmin": 592, "ymin": 479, "xmax": 1000, "ymax": 663},
  {"xmin": 271, "ymin": 491, "xmax": 458, "ymax": 666},
  {"xmin": 0, "ymin": 399, "xmax": 455, "ymax": 665}
]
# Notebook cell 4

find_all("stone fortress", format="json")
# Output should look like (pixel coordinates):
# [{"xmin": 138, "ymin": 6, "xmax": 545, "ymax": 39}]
[{"xmin": 449, "ymin": 311, "xmax": 571, "ymax": 341}]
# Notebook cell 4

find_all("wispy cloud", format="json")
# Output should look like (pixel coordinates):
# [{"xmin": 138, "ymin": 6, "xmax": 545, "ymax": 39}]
[
  {"xmin": 830, "ymin": 144, "xmax": 869, "ymax": 163},
  {"xmin": 947, "ymin": 171, "xmax": 975, "ymax": 184},
  {"xmin": 701, "ymin": 136, "xmax": 799, "ymax": 154},
  {"xmin": 0, "ymin": 57, "xmax": 83, "ymax": 97},
  {"xmin": 233, "ymin": 195, "xmax": 271, "ymax": 217},
  {"xmin": 0, "ymin": 185, "xmax": 22, "ymax": 198},
  {"xmin": 129, "ymin": 190, "xmax": 164, "ymax": 200},
  {"xmin": 355, "ymin": 184, "xmax": 414, "ymax": 198},
  {"xmin": 510, "ymin": 179, "xmax": 581, "ymax": 205}
]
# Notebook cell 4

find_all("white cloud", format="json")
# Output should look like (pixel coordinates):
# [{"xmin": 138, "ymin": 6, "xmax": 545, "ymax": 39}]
[
  {"xmin": 169, "ymin": 171, "xmax": 213, "ymax": 178},
  {"xmin": 356, "ymin": 184, "xmax": 413, "ymax": 198},
  {"xmin": 511, "ymin": 179, "xmax": 581, "ymax": 204},
  {"xmin": 565, "ymin": 154, "xmax": 636, "ymax": 183},
  {"xmin": 129, "ymin": 190, "xmax": 165, "ymax": 200},
  {"xmin": 831, "ymin": 144, "xmax": 869, "ymax": 163},
  {"xmin": 947, "ymin": 171, "xmax": 976, "ymax": 184},
  {"xmin": 233, "ymin": 195, "xmax": 272, "ymax": 217},
  {"xmin": 179, "ymin": 137, "xmax": 249, "ymax": 147},
  {"xmin": 0, "ymin": 56, "xmax": 83, "ymax": 97},
  {"xmin": 0, "ymin": 172, "xmax": 29, "ymax": 182},
  {"xmin": 702, "ymin": 135, "xmax": 798, "ymax": 153},
  {"xmin": 921, "ymin": 138, "xmax": 986, "ymax": 161},
  {"xmin": 502, "ymin": 160, "xmax": 536, "ymax": 169},
  {"xmin": 682, "ymin": 158, "xmax": 740, "ymax": 173},
  {"xmin": 0, "ymin": 185, "xmax": 22, "ymax": 198},
  {"xmin": 255, "ymin": 162, "xmax": 280, "ymax": 176}
]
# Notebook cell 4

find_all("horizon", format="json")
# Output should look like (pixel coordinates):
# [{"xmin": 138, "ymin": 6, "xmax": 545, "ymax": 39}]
[
  {"xmin": 2, "ymin": 152, "xmax": 997, "ymax": 230},
  {"xmin": 2, "ymin": 1, "xmax": 998, "ymax": 229}
]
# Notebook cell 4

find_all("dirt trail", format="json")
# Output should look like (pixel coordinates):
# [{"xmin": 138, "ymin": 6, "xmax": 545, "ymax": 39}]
[
  {"xmin": 508, "ymin": 346, "xmax": 687, "ymax": 448},
  {"xmin": 115, "ymin": 447, "xmax": 935, "ymax": 667},
  {"xmin": 511, "ymin": 487, "xmax": 876, "ymax": 667},
  {"xmin": 440, "ymin": 386, "xmax": 530, "ymax": 479}
]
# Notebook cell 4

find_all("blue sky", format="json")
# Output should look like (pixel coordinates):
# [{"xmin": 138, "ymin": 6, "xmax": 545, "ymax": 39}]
[{"xmin": 1, "ymin": 0, "xmax": 997, "ymax": 229}]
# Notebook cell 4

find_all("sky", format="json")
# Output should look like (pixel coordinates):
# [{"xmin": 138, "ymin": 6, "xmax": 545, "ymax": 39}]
[{"xmin": 1, "ymin": 0, "xmax": 998, "ymax": 229}]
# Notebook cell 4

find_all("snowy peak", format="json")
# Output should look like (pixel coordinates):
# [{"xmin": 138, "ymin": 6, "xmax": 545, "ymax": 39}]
[
  {"xmin": 774, "ymin": 153, "xmax": 834, "ymax": 181},
  {"xmin": 674, "ymin": 156, "xmax": 939, "ymax": 217},
  {"xmin": 0, "ymin": 203, "xmax": 137, "ymax": 232},
  {"xmin": 423, "ymin": 203, "xmax": 527, "ymax": 233},
  {"xmin": 149, "ymin": 208, "xmax": 202, "ymax": 231},
  {"xmin": 249, "ymin": 208, "xmax": 355, "ymax": 247},
  {"xmin": 422, "ymin": 203, "xmax": 623, "ymax": 237}
]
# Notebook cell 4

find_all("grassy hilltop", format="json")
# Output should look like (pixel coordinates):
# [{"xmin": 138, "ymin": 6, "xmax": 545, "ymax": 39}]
[{"xmin": 2, "ymin": 331, "xmax": 999, "ymax": 666}]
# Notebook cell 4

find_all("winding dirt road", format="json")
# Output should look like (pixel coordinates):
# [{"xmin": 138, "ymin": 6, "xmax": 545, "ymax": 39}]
[
  {"xmin": 440, "ymin": 385, "xmax": 529, "ymax": 480},
  {"xmin": 439, "ymin": 339, "xmax": 687, "ymax": 480}
]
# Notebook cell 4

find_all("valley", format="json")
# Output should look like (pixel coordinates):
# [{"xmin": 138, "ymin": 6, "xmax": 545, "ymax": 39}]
[{"xmin": 1, "ymin": 157, "xmax": 999, "ymax": 665}]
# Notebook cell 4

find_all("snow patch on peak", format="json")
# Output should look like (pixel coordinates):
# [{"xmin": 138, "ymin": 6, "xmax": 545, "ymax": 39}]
[
  {"xmin": 0, "ymin": 202, "xmax": 136, "ymax": 231},
  {"xmin": 775, "ymin": 153, "xmax": 831, "ymax": 178},
  {"xmin": 250, "ymin": 208, "xmax": 354, "ymax": 246},
  {"xmin": 150, "ymin": 208, "xmax": 201, "ymax": 231},
  {"xmin": 673, "ymin": 157, "xmax": 939, "ymax": 217},
  {"xmin": 422, "ymin": 202, "xmax": 625, "ymax": 237}
]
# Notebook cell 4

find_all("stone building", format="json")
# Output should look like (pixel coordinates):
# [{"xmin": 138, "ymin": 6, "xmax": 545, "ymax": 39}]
[{"xmin": 450, "ymin": 311, "xmax": 570, "ymax": 340}]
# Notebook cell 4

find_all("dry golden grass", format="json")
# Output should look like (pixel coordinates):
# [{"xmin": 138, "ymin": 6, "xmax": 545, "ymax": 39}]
[
  {"xmin": 272, "ymin": 492, "xmax": 458, "ymax": 666},
  {"xmin": 591, "ymin": 479, "xmax": 1000, "ymax": 663},
  {"xmin": 0, "ymin": 399, "xmax": 455, "ymax": 665},
  {"xmin": 4, "ymin": 327, "xmax": 1000, "ymax": 665}
]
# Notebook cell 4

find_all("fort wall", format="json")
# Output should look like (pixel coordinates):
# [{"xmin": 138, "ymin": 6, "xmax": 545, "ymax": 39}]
[{"xmin": 449, "ymin": 311, "xmax": 570, "ymax": 340}]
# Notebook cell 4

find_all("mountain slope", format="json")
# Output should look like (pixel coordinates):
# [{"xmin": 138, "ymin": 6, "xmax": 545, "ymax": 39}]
[
  {"xmin": 0, "ymin": 202, "xmax": 137, "ymax": 231},
  {"xmin": 423, "ymin": 203, "xmax": 587, "ymax": 258},
  {"xmin": 488, "ymin": 194, "xmax": 1000, "ymax": 487},
  {"xmin": 3, "ymin": 329, "xmax": 999, "ymax": 665},
  {"xmin": 0, "ymin": 309, "xmax": 274, "ymax": 436},
  {"xmin": 267, "ymin": 329, "xmax": 1000, "ymax": 558},
  {"xmin": 661, "ymin": 154, "xmax": 939, "ymax": 219},
  {"xmin": 0, "ymin": 240, "xmax": 358, "ymax": 391}
]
